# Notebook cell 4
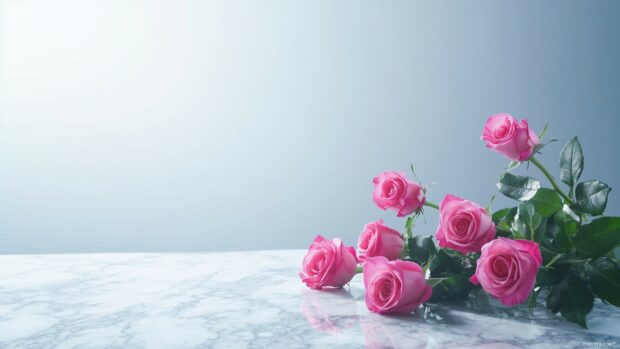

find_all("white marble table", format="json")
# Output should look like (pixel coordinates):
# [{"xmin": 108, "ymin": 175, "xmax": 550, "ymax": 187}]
[{"xmin": 0, "ymin": 250, "xmax": 618, "ymax": 349}]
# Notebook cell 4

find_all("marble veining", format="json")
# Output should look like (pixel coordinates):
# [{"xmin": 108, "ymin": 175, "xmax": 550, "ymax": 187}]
[{"xmin": 0, "ymin": 250, "xmax": 618, "ymax": 349}]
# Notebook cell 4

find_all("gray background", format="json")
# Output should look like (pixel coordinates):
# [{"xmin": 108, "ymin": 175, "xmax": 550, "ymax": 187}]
[{"xmin": 1, "ymin": 0, "xmax": 619, "ymax": 254}]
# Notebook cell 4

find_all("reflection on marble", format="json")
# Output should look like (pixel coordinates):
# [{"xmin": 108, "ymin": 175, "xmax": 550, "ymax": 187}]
[{"xmin": 0, "ymin": 250, "xmax": 618, "ymax": 348}]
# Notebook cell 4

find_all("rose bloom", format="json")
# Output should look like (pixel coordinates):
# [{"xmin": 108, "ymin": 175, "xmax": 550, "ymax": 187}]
[
  {"xmin": 363, "ymin": 256, "xmax": 432, "ymax": 314},
  {"xmin": 481, "ymin": 113, "xmax": 540, "ymax": 162},
  {"xmin": 357, "ymin": 220, "xmax": 405, "ymax": 262},
  {"xmin": 372, "ymin": 171, "xmax": 425, "ymax": 217},
  {"xmin": 470, "ymin": 238, "xmax": 542, "ymax": 306},
  {"xmin": 300, "ymin": 235, "xmax": 358, "ymax": 289},
  {"xmin": 435, "ymin": 195, "xmax": 496, "ymax": 254}
]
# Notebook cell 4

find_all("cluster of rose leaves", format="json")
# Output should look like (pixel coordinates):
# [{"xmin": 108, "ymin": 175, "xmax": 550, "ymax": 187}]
[{"xmin": 299, "ymin": 113, "xmax": 620, "ymax": 328}]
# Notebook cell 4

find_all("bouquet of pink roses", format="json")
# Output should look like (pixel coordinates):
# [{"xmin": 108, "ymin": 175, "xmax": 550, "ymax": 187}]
[{"xmin": 300, "ymin": 113, "xmax": 620, "ymax": 328}]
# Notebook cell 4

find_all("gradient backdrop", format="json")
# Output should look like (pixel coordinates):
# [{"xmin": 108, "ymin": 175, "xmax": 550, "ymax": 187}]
[{"xmin": 1, "ymin": 1, "xmax": 619, "ymax": 254}]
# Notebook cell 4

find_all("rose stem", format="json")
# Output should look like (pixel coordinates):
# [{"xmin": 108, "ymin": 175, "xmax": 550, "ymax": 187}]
[
  {"xmin": 544, "ymin": 253, "xmax": 564, "ymax": 268},
  {"xmin": 529, "ymin": 156, "xmax": 573, "ymax": 205},
  {"xmin": 424, "ymin": 201, "xmax": 440, "ymax": 210}
]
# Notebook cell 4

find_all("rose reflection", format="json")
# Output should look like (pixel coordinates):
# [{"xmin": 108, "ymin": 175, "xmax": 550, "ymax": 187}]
[
  {"xmin": 361, "ymin": 313, "xmax": 429, "ymax": 349},
  {"xmin": 441, "ymin": 343, "xmax": 523, "ymax": 349},
  {"xmin": 301, "ymin": 289, "xmax": 358, "ymax": 335}
]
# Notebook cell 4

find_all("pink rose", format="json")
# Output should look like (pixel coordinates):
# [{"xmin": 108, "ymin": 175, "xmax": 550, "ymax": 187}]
[
  {"xmin": 372, "ymin": 171, "xmax": 425, "ymax": 217},
  {"xmin": 481, "ymin": 113, "xmax": 540, "ymax": 161},
  {"xmin": 357, "ymin": 220, "xmax": 405, "ymax": 262},
  {"xmin": 435, "ymin": 195, "xmax": 496, "ymax": 254},
  {"xmin": 363, "ymin": 256, "xmax": 432, "ymax": 314},
  {"xmin": 300, "ymin": 235, "xmax": 358, "ymax": 289},
  {"xmin": 470, "ymin": 238, "xmax": 542, "ymax": 306}
]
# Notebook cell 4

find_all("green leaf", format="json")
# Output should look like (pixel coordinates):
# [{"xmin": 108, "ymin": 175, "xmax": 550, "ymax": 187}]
[
  {"xmin": 562, "ymin": 204, "xmax": 581, "ymax": 222},
  {"xmin": 429, "ymin": 249, "xmax": 456, "ymax": 275},
  {"xmin": 407, "ymin": 236, "xmax": 437, "ymax": 265},
  {"xmin": 512, "ymin": 202, "xmax": 542, "ymax": 240},
  {"xmin": 511, "ymin": 216, "xmax": 527, "ymax": 239},
  {"xmin": 492, "ymin": 207, "xmax": 513, "ymax": 223},
  {"xmin": 547, "ymin": 222, "xmax": 570, "ymax": 250},
  {"xmin": 537, "ymin": 267, "xmax": 564, "ymax": 286},
  {"xmin": 532, "ymin": 143, "xmax": 545, "ymax": 155},
  {"xmin": 575, "ymin": 180, "xmax": 612, "ymax": 216},
  {"xmin": 402, "ymin": 217, "xmax": 414, "ymax": 258},
  {"xmin": 549, "ymin": 211, "xmax": 579, "ymax": 249},
  {"xmin": 547, "ymin": 273, "xmax": 594, "ymax": 328},
  {"xmin": 497, "ymin": 172, "xmax": 541, "ymax": 201},
  {"xmin": 559, "ymin": 137, "xmax": 584, "ymax": 188},
  {"xmin": 529, "ymin": 188, "xmax": 563, "ymax": 217},
  {"xmin": 493, "ymin": 207, "xmax": 517, "ymax": 234},
  {"xmin": 531, "ymin": 139, "xmax": 557, "ymax": 156},
  {"xmin": 427, "ymin": 248, "xmax": 477, "ymax": 302},
  {"xmin": 421, "ymin": 255, "xmax": 434, "ymax": 274},
  {"xmin": 428, "ymin": 272, "xmax": 475, "ymax": 302},
  {"xmin": 562, "ymin": 275, "xmax": 594, "ymax": 328},
  {"xmin": 533, "ymin": 217, "xmax": 547, "ymax": 243},
  {"xmin": 573, "ymin": 217, "xmax": 620, "ymax": 258},
  {"xmin": 555, "ymin": 211, "xmax": 579, "ymax": 236},
  {"xmin": 485, "ymin": 194, "xmax": 496, "ymax": 214},
  {"xmin": 404, "ymin": 217, "xmax": 414, "ymax": 240},
  {"xmin": 538, "ymin": 123, "xmax": 549, "ymax": 140},
  {"xmin": 506, "ymin": 161, "xmax": 521, "ymax": 171},
  {"xmin": 586, "ymin": 257, "xmax": 620, "ymax": 307}
]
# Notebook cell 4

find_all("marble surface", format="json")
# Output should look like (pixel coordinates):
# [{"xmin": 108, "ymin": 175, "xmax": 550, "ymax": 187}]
[{"xmin": 0, "ymin": 250, "xmax": 618, "ymax": 349}]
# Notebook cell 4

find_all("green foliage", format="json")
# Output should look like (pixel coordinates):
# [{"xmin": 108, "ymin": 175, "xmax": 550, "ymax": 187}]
[
  {"xmin": 586, "ymin": 257, "xmax": 620, "ymax": 307},
  {"xmin": 547, "ymin": 272, "xmax": 594, "ymax": 328},
  {"xmin": 512, "ymin": 202, "xmax": 542, "ymax": 240},
  {"xmin": 429, "ymin": 272, "xmax": 475, "ymax": 302},
  {"xmin": 399, "ymin": 130, "xmax": 619, "ymax": 329},
  {"xmin": 536, "ymin": 267, "xmax": 565, "ymax": 286},
  {"xmin": 575, "ymin": 180, "xmax": 611, "ymax": 216},
  {"xmin": 529, "ymin": 188, "xmax": 563, "ymax": 217},
  {"xmin": 497, "ymin": 172, "xmax": 541, "ymax": 201},
  {"xmin": 538, "ymin": 123, "xmax": 549, "ymax": 140},
  {"xmin": 428, "ymin": 250, "xmax": 477, "ymax": 302},
  {"xmin": 402, "ymin": 217, "xmax": 415, "ymax": 257},
  {"xmin": 547, "ymin": 211, "xmax": 578, "ymax": 250},
  {"xmin": 492, "ymin": 207, "xmax": 517, "ymax": 236},
  {"xmin": 559, "ymin": 137, "xmax": 584, "ymax": 190},
  {"xmin": 506, "ymin": 161, "xmax": 521, "ymax": 171},
  {"xmin": 554, "ymin": 211, "xmax": 579, "ymax": 236},
  {"xmin": 402, "ymin": 235, "xmax": 478, "ymax": 303},
  {"xmin": 489, "ymin": 133, "xmax": 619, "ymax": 328},
  {"xmin": 573, "ymin": 217, "xmax": 620, "ymax": 258},
  {"xmin": 406, "ymin": 235, "xmax": 437, "ymax": 265},
  {"xmin": 531, "ymin": 140, "xmax": 556, "ymax": 156}
]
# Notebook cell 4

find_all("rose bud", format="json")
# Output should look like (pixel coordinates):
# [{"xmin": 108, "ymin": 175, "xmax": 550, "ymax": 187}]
[
  {"xmin": 372, "ymin": 171, "xmax": 425, "ymax": 217},
  {"xmin": 357, "ymin": 220, "xmax": 405, "ymax": 262},
  {"xmin": 481, "ymin": 113, "xmax": 540, "ymax": 162},
  {"xmin": 435, "ymin": 194, "xmax": 496, "ymax": 254},
  {"xmin": 300, "ymin": 235, "xmax": 358, "ymax": 290},
  {"xmin": 363, "ymin": 256, "xmax": 432, "ymax": 314},
  {"xmin": 470, "ymin": 238, "xmax": 542, "ymax": 306}
]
